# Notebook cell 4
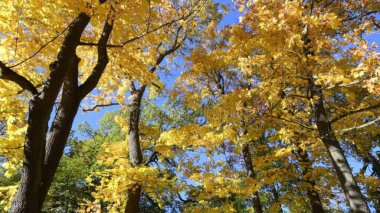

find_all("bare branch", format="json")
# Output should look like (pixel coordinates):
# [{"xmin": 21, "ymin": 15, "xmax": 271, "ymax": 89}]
[
  {"xmin": 344, "ymin": 10, "xmax": 380, "ymax": 22},
  {"xmin": 82, "ymin": 102, "xmax": 119, "ymax": 112}
]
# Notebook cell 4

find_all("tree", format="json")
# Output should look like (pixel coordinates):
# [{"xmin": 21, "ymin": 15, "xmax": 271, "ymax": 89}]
[
  {"xmin": 0, "ymin": 0, "xmax": 207, "ymax": 212},
  {"xmin": 1, "ymin": 0, "xmax": 379, "ymax": 212},
  {"xmin": 232, "ymin": 0, "xmax": 379, "ymax": 212}
]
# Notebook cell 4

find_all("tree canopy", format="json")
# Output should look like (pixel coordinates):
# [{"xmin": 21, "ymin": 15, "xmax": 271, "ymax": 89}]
[{"xmin": 0, "ymin": 0, "xmax": 379, "ymax": 212}]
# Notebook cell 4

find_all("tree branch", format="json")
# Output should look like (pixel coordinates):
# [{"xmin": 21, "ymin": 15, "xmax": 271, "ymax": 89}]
[
  {"xmin": 9, "ymin": 22, "xmax": 71, "ymax": 69},
  {"xmin": 338, "ymin": 117, "xmax": 380, "ymax": 134},
  {"xmin": 79, "ymin": 17, "xmax": 114, "ymax": 99},
  {"xmin": 144, "ymin": 151, "xmax": 158, "ymax": 166},
  {"xmin": 331, "ymin": 103, "xmax": 380, "ymax": 123},
  {"xmin": 81, "ymin": 102, "xmax": 119, "ymax": 112},
  {"xmin": 78, "ymin": 6, "xmax": 194, "ymax": 48},
  {"xmin": 177, "ymin": 192, "xmax": 195, "ymax": 203},
  {"xmin": 324, "ymin": 80, "xmax": 362, "ymax": 90},
  {"xmin": 40, "ymin": 13, "xmax": 90, "ymax": 105},
  {"xmin": 149, "ymin": 26, "xmax": 185, "ymax": 74},
  {"xmin": 268, "ymin": 115, "xmax": 317, "ymax": 130},
  {"xmin": 0, "ymin": 61, "xmax": 38, "ymax": 95}
]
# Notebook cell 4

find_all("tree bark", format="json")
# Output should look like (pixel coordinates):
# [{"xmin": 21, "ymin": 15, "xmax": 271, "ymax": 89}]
[
  {"xmin": 37, "ymin": 19, "xmax": 113, "ymax": 211},
  {"xmin": 9, "ymin": 13, "xmax": 91, "ymax": 213},
  {"xmin": 295, "ymin": 147, "xmax": 324, "ymax": 213},
  {"xmin": 38, "ymin": 56, "xmax": 81, "ymax": 211},
  {"xmin": 125, "ymin": 87, "xmax": 145, "ymax": 213},
  {"xmin": 308, "ymin": 77, "xmax": 370, "ymax": 213},
  {"xmin": 9, "ymin": 98, "xmax": 49, "ymax": 212},
  {"xmin": 242, "ymin": 144, "xmax": 263, "ymax": 213}
]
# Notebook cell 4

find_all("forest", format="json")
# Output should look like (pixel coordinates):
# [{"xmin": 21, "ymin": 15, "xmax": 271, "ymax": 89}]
[{"xmin": 0, "ymin": 0, "xmax": 379, "ymax": 212}]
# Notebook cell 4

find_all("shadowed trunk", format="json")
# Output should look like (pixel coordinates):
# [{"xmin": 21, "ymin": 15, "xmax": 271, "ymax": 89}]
[
  {"xmin": 242, "ymin": 144, "xmax": 263, "ymax": 213},
  {"xmin": 295, "ymin": 147, "xmax": 324, "ymax": 213},
  {"xmin": 125, "ymin": 87, "xmax": 145, "ymax": 213},
  {"xmin": 308, "ymin": 77, "xmax": 370, "ymax": 213},
  {"xmin": 37, "ymin": 19, "xmax": 113, "ymax": 211},
  {"xmin": 9, "ymin": 13, "xmax": 91, "ymax": 213},
  {"xmin": 38, "ymin": 56, "xmax": 81, "ymax": 211},
  {"xmin": 9, "ymin": 98, "xmax": 49, "ymax": 212}
]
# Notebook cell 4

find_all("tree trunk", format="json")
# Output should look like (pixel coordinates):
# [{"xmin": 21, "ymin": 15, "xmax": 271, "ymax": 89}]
[
  {"xmin": 309, "ymin": 78, "xmax": 370, "ymax": 213},
  {"xmin": 295, "ymin": 148, "xmax": 324, "ymax": 213},
  {"xmin": 10, "ymin": 98, "xmax": 49, "ymax": 212},
  {"xmin": 9, "ymin": 13, "xmax": 91, "ymax": 213},
  {"xmin": 270, "ymin": 184, "xmax": 283, "ymax": 213},
  {"xmin": 37, "ymin": 17, "xmax": 113, "ymax": 209},
  {"xmin": 242, "ymin": 144, "xmax": 263, "ymax": 213},
  {"xmin": 125, "ymin": 87, "xmax": 145, "ymax": 213},
  {"xmin": 38, "ymin": 56, "xmax": 81, "ymax": 210}
]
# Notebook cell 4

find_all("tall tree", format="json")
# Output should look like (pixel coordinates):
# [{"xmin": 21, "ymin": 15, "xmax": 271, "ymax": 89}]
[
  {"xmin": 232, "ymin": 0, "xmax": 379, "ymax": 211},
  {"xmin": 0, "ymin": 0, "xmax": 205, "ymax": 211}
]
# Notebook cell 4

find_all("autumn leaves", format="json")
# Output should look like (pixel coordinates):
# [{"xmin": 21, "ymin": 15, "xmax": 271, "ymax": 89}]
[{"xmin": 0, "ymin": 0, "xmax": 379, "ymax": 212}]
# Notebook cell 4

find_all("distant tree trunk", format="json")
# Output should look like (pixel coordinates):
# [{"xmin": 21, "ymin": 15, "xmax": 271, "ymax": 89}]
[
  {"xmin": 308, "ymin": 77, "xmax": 370, "ymax": 213},
  {"xmin": 270, "ymin": 184, "xmax": 283, "ymax": 213},
  {"xmin": 122, "ymin": 38, "xmax": 183, "ymax": 212},
  {"xmin": 125, "ymin": 87, "xmax": 145, "ymax": 213},
  {"xmin": 242, "ymin": 144, "xmax": 263, "ymax": 213},
  {"xmin": 295, "ymin": 147, "xmax": 324, "ymax": 213},
  {"xmin": 9, "ymin": 13, "xmax": 91, "ymax": 213}
]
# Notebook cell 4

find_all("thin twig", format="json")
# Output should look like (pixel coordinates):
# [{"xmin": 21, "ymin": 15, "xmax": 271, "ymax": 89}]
[{"xmin": 9, "ymin": 21, "xmax": 72, "ymax": 68}]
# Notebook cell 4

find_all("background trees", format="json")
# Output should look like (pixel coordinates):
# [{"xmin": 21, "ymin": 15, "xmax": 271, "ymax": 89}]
[{"xmin": 0, "ymin": 0, "xmax": 379, "ymax": 212}]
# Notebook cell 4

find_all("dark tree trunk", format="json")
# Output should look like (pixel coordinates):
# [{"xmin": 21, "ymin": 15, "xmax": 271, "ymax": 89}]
[
  {"xmin": 38, "ymin": 56, "xmax": 81, "ymax": 211},
  {"xmin": 125, "ymin": 87, "xmax": 145, "ymax": 213},
  {"xmin": 37, "ymin": 18, "xmax": 113, "ymax": 210},
  {"xmin": 242, "ymin": 144, "xmax": 263, "ymax": 213},
  {"xmin": 295, "ymin": 148, "xmax": 324, "ymax": 213},
  {"xmin": 126, "ymin": 186, "xmax": 142, "ymax": 213},
  {"xmin": 308, "ymin": 77, "xmax": 370, "ymax": 213},
  {"xmin": 9, "ymin": 13, "xmax": 91, "ymax": 213},
  {"xmin": 10, "ymin": 98, "xmax": 49, "ymax": 212},
  {"xmin": 364, "ymin": 154, "xmax": 380, "ymax": 178}
]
